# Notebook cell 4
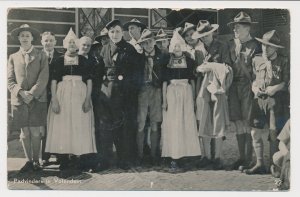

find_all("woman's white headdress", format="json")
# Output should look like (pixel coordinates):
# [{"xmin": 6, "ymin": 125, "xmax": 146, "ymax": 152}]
[
  {"xmin": 169, "ymin": 27, "xmax": 187, "ymax": 53},
  {"xmin": 63, "ymin": 28, "xmax": 79, "ymax": 49}
]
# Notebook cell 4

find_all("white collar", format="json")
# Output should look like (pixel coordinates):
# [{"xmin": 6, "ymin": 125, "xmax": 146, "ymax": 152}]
[{"xmin": 20, "ymin": 45, "xmax": 34, "ymax": 55}]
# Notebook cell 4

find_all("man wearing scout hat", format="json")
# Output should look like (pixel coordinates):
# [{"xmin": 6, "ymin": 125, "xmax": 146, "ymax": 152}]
[
  {"xmin": 243, "ymin": 30, "xmax": 289, "ymax": 175},
  {"xmin": 227, "ymin": 11, "xmax": 261, "ymax": 171},
  {"xmin": 155, "ymin": 28, "xmax": 170, "ymax": 54},
  {"xmin": 8, "ymin": 24, "xmax": 49, "ymax": 172},
  {"xmin": 192, "ymin": 20, "xmax": 232, "ymax": 170},
  {"xmin": 124, "ymin": 18, "xmax": 147, "ymax": 54},
  {"xmin": 135, "ymin": 29, "xmax": 170, "ymax": 166}
]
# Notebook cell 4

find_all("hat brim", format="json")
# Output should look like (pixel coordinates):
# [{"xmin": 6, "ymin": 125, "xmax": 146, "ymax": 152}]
[
  {"xmin": 181, "ymin": 26, "xmax": 195, "ymax": 37},
  {"xmin": 95, "ymin": 34, "xmax": 109, "ymax": 42},
  {"xmin": 136, "ymin": 37, "xmax": 154, "ymax": 44},
  {"xmin": 192, "ymin": 24, "xmax": 219, "ymax": 39},
  {"xmin": 155, "ymin": 37, "xmax": 171, "ymax": 42},
  {"xmin": 255, "ymin": 37, "xmax": 284, "ymax": 48},
  {"xmin": 123, "ymin": 22, "xmax": 147, "ymax": 31},
  {"xmin": 11, "ymin": 27, "xmax": 40, "ymax": 40},
  {"xmin": 227, "ymin": 21, "xmax": 258, "ymax": 27}
]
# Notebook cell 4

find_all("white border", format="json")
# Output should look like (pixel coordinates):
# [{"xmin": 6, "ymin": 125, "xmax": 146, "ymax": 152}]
[{"xmin": 1, "ymin": 1, "xmax": 300, "ymax": 197}]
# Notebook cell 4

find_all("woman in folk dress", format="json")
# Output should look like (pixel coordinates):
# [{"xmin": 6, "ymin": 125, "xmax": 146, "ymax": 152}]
[
  {"xmin": 161, "ymin": 28, "xmax": 201, "ymax": 173},
  {"xmin": 45, "ymin": 28, "xmax": 97, "ymax": 170}
]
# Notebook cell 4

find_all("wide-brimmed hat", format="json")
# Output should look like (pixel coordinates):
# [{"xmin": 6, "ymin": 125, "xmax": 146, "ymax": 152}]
[
  {"xmin": 11, "ymin": 24, "xmax": 40, "ymax": 39},
  {"xmin": 181, "ymin": 22, "xmax": 196, "ymax": 37},
  {"xmin": 136, "ymin": 29, "xmax": 154, "ymax": 44},
  {"xmin": 155, "ymin": 29, "xmax": 170, "ymax": 42},
  {"xmin": 227, "ymin": 11, "xmax": 258, "ymax": 27},
  {"xmin": 95, "ymin": 27, "xmax": 109, "ymax": 42},
  {"xmin": 192, "ymin": 20, "xmax": 219, "ymax": 39},
  {"xmin": 123, "ymin": 18, "xmax": 147, "ymax": 31},
  {"xmin": 255, "ymin": 30, "xmax": 284, "ymax": 48},
  {"xmin": 105, "ymin": 19, "xmax": 123, "ymax": 30}
]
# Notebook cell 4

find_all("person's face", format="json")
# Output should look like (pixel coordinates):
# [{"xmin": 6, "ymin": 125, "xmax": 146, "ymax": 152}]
[
  {"xmin": 200, "ymin": 33, "xmax": 213, "ymax": 47},
  {"xmin": 184, "ymin": 29, "xmax": 198, "ymax": 46},
  {"xmin": 67, "ymin": 39, "xmax": 77, "ymax": 53},
  {"xmin": 128, "ymin": 24, "xmax": 141, "ymax": 40},
  {"xmin": 234, "ymin": 23, "xmax": 250, "ymax": 40},
  {"xmin": 18, "ymin": 31, "xmax": 33, "ymax": 48},
  {"xmin": 101, "ymin": 36, "xmax": 110, "ymax": 46},
  {"xmin": 173, "ymin": 43, "xmax": 183, "ymax": 57},
  {"xmin": 141, "ymin": 38, "xmax": 155, "ymax": 53},
  {"xmin": 262, "ymin": 44, "xmax": 277, "ymax": 59},
  {"xmin": 108, "ymin": 25, "xmax": 123, "ymax": 44},
  {"xmin": 78, "ymin": 38, "xmax": 92, "ymax": 55},
  {"xmin": 41, "ymin": 34, "xmax": 56, "ymax": 52}
]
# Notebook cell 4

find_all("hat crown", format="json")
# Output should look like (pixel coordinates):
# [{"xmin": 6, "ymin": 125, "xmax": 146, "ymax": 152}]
[
  {"xmin": 183, "ymin": 22, "xmax": 195, "ymax": 32},
  {"xmin": 263, "ymin": 30, "xmax": 281, "ymax": 45},
  {"xmin": 234, "ymin": 11, "xmax": 252, "ymax": 23},
  {"xmin": 140, "ymin": 29, "xmax": 154, "ymax": 40},
  {"xmin": 131, "ymin": 18, "xmax": 142, "ymax": 23},
  {"xmin": 100, "ymin": 28, "xmax": 108, "ymax": 36},
  {"xmin": 20, "ymin": 24, "xmax": 30, "ymax": 28},
  {"xmin": 156, "ymin": 29, "xmax": 167, "ymax": 37},
  {"xmin": 196, "ymin": 20, "xmax": 211, "ymax": 32}
]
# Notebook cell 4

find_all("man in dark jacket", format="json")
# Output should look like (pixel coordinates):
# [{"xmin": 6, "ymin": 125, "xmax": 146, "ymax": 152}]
[
  {"xmin": 95, "ymin": 19, "xmax": 143, "ymax": 170},
  {"xmin": 40, "ymin": 31, "xmax": 61, "ymax": 166}
]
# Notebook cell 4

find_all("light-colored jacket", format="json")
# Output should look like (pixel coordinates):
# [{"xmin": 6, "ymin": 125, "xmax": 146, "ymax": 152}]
[
  {"xmin": 7, "ymin": 47, "xmax": 49, "ymax": 105},
  {"xmin": 196, "ymin": 62, "xmax": 233, "ymax": 138}
]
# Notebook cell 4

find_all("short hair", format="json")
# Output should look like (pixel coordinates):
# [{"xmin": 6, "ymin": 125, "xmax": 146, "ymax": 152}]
[
  {"xmin": 41, "ymin": 31, "xmax": 56, "ymax": 38},
  {"xmin": 77, "ymin": 36, "xmax": 93, "ymax": 46}
]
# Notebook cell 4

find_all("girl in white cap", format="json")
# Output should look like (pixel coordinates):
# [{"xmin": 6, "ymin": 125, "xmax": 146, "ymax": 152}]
[
  {"xmin": 45, "ymin": 28, "xmax": 97, "ymax": 171},
  {"xmin": 161, "ymin": 28, "xmax": 201, "ymax": 173}
]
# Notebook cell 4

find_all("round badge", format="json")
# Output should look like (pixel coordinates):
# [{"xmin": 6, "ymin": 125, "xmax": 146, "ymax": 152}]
[
  {"xmin": 118, "ymin": 75, "xmax": 123, "ymax": 80},
  {"xmin": 178, "ymin": 59, "xmax": 182, "ymax": 64}
]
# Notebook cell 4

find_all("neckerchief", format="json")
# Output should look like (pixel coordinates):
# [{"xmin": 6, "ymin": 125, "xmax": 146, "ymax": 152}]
[
  {"xmin": 144, "ymin": 49, "xmax": 156, "ymax": 82},
  {"xmin": 20, "ymin": 45, "xmax": 34, "ymax": 66}
]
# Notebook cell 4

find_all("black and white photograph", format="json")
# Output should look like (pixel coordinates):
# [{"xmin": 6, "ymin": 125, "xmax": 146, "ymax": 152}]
[{"xmin": 2, "ymin": 1, "xmax": 298, "ymax": 193}]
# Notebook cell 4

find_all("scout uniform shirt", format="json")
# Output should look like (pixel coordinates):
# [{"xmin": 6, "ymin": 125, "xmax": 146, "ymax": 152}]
[
  {"xmin": 228, "ymin": 37, "xmax": 261, "ymax": 82},
  {"xmin": 252, "ymin": 54, "xmax": 289, "ymax": 97},
  {"xmin": 203, "ymin": 38, "xmax": 231, "ymax": 66}
]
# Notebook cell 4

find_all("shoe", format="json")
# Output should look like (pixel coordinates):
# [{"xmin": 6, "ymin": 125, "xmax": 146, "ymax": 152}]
[
  {"xmin": 270, "ymin": 165, "xmax": 281, "ymax": 178},
  {"xmin": 169, "ymin": 161, "xmax": 182, "ymax": 173},
  {"xmin": 239, "ymin": 161, "xmax": 256, "ymax": 172},
  {"xmin": 135, "ymin": 157, "xmax": 144, "ymax": 167},
  {"xmin": 33, "ymin": 161, "xmax": 42, "ymax": 171},
  {"xmin": 244, "ymin": 165, "xmax": 267, "ymax": 175},
  {"xmin": 19, "ymin": 161, "xmax": 34, "ymax": 173},
  {"xmin": 41, "ymin": 159, "xmax": 50, "ymax": 167},
  {"xmin": 119, "ymin": 162, "xmax": 130, "ymax": 170},
  {"xmin": 230, "ymin": 159, "xmax": 245, "ymax": 170},
  {"xmin": 197, "ymin": 157, "xmax": 212, "ymax": 168},
  {"xmin": 212, "ymin": 158, "xmax": 224, "ymax": 170},
  {"xmin": 59, "ymin": 162, "xmax": 70, "ymax": 171},
  {"xmin": 90, "ymin": 163, "xmax": 109, "ymax": 173},
  {"xmin": 150, "ymin": 156, "xmax": 160, "ymax": 166}
]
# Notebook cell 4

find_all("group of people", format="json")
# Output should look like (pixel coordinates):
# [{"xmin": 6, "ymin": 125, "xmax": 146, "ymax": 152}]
[{"xmin": 8, "ymin": 11, "xmax": 290, "ymax": 183}]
